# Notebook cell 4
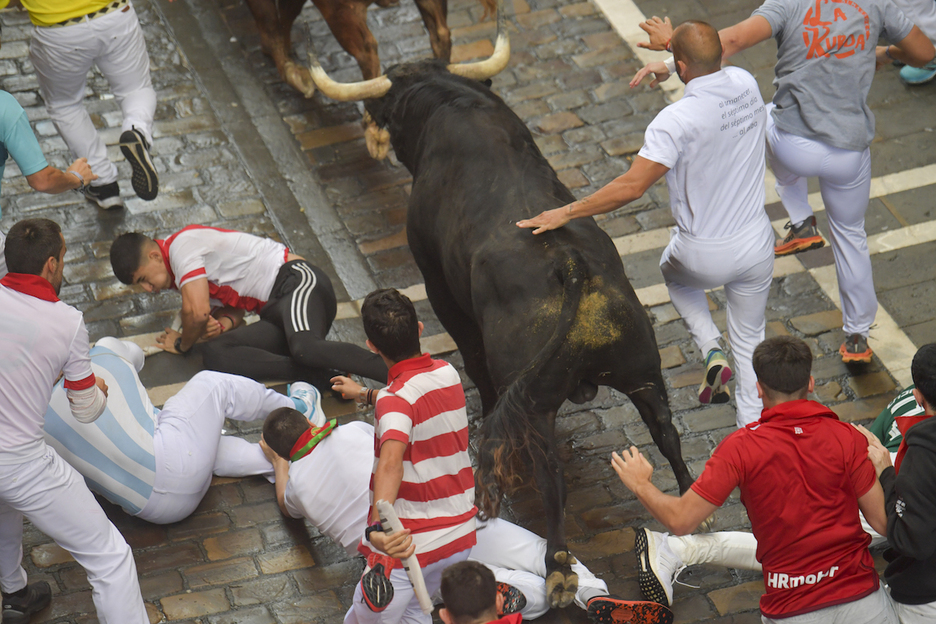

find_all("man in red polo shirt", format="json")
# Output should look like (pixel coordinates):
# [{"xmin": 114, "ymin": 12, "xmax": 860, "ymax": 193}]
[
  {"xmin": 0, "ymin": 219, "xmax": 148, "ymax": 624},
  {"xmin": 109, "ymin": 227, "xmax": 386, "ymax": 385},
  {"xmin": 348, "ymin": 288, "xmax": 476, "ymax": 624},
  {"xmin": 612, "ymin": 335, "xmax": 894, "ymax": 623}
]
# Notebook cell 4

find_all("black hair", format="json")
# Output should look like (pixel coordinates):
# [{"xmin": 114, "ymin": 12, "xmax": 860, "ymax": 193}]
[
  {"xmin": 911, "ymin": 343, "xmax": 936, "ymax": 408},
  {"xmin": 262, "ymin": 407, "xmax": 310, "ymax": 459},
  {"xmin": 5, "ymin": 218, "xmax": 63, "ymax": 275},
  {"xmin": 440, "ymin": 561, "xmax": 497, "ymax": 623},
  {"xmin": 361, "ymin": 288, "xmax": 421, "ymax": 362},
  {"xmin": 110, "ymin": 233, "xmax": 153, "ymax": 285},
  {"xmin": 752, "ymin": 335, "xmax": 812, "ymax": 399}
]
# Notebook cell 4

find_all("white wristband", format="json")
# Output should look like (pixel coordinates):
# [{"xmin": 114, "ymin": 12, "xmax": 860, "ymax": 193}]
[
  {"xmin": 68, "ymin": 170, "xmax": 85, "ymax": 188},
  {"xmin": 664, "ymin": 56, "xmax": 676, "ymax": 74}
]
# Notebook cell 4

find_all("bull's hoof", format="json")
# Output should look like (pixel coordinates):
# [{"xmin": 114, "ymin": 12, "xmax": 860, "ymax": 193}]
[
  {"xmin": 545, "ymin": 551, "xmax": 578, "ymax": 609},
  {"xmin": 698, "ymin": 513, "xmax": 716, "ymax": 533},
  {"xmin": 282, "ymin": 61, "xmax": 316, "ymax": 98}
]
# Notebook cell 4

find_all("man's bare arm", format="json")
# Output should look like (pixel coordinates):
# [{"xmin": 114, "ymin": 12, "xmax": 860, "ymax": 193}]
[
  {"xmin": 719, "ymin": 16, "xmax": 774, "ymax": 60},
  {"xmin": 857, "ymin": 478, "xmax": 888, "ymax": 536},
  {"xmin": 612, "ymin": 447, "xmax": 716, "ymax": 535},
  {"xmin": 517, "ymin": 157, "xmax": 669, "ymax": 234}
]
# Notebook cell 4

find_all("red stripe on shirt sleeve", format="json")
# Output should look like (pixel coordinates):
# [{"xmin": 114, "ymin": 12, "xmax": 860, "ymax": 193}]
[
  {"xmin": 64, "ymin": 373, "xmax": 96, "ymax": 391},
  {"xmin": 179, "ymin": 268, "xmax": 207, "ymax": 284}
]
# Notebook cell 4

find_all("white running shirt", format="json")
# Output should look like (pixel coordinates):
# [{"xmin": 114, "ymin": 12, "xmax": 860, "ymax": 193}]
[
  {"xmin": 638, "ymin": 66, "xmax": 768, "ymax": 240},
  {"xmin": 283, "ymin": 421, "xmax": 375, "ymax": 556},
  {"xmin": 159, "ymin": 226, "xmax": 289, "ymax": 312},
  {"xmin": 0, "ymin": 274, "xmax": 97, "ymax": 464}
]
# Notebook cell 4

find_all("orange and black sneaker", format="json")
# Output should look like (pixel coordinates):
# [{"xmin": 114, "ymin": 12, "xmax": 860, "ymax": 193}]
[
  {"xmin": 361, "ymin": 553, "xmax": 394, "ymax": 612},
  {"xmin": 586, "ymin": 597, "xmax": 674, "ymax": 624},
  {"xmin": 840, "ymin": 333, "xmax": 873, "ymax": 363},
  {"xmin": 496, "ymin": 582, "xmax": 527, "ymax": 616},
  {"xmin": 775, "ymin": 216, "xmax": 825, "ymax": 256}
]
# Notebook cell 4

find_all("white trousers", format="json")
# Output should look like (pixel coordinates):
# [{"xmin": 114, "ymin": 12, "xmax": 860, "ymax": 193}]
[
  {"xmin": 29, "ymin": 3, "xmax": 156, "ymax": 186},
  {"xmin": 345, "ymin": 549, "xmax": 471, "ymax": 624},
  {"xmin": 766, "ymin": 114, "xmax": 877, "ymax": 337},
  {"xmin": 660, "ymin": 218, "xmax": 775, "ymax": 427},
  {"xmin": 469, "ymin": 518, "xmax": 608, "ymax": 619},
  {"xmin": 668, "ymin": 530, "xmax": 761, "ymax": 572},
  {"xmin": 0, "ymin": 448, "xmax": 148, "ymax": 623},
  {"xmin": 138, "ymin": 370, "xmax": 291, "ymax": 524},
  {"xmin": 891, "ymin": 595, "xmax": 936, "ymax": 624},
  {"xmin": 762, "ymin": 585, "xmax": 898, "ymax": 624}
]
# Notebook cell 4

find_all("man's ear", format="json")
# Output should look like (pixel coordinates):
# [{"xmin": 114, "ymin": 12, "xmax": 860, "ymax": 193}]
[
  {"xmin": 807, "ymin": 375, "xmax": 815, "ymax": 394},
  {"xmin": 417, "ymin": 321, "xmax": 424, "ymax": 338},
  {"xmin": 40, "ymin": 254, "xmax": 57, "ymax": 282},
  {"xmin": 495, "ymin": 592, "xmax": 505, "ymax": 615},
  {"xmin": 912, "ymin": 388, "xmax": 930, "ymax": 413},
  {"xmin": 439, "ymin": 607, "xmax": 453, "ymax": 624},
  {"xmin": 755, "ymin": 380, "xmax": 764, "ymax": 400},
  {"xmin": 366, "ymin": 339, "xmax": 379, "ymax": 355}
]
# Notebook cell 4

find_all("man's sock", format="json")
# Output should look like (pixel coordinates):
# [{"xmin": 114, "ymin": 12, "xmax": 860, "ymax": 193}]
[{"xmin": 579, "ymin": 587, "xmax": 606, "ymax": 604}]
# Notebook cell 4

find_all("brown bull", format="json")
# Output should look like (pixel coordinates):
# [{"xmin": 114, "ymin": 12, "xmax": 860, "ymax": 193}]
[{"xmin": 243, "ymin": 0, "xmax": 495, "ymax": 100}]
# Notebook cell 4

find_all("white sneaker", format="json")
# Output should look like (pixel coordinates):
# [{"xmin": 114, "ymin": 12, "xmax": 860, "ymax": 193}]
[
  {"xmin": 635, "ymin": 528, "xmax": 685, "ymax": 607},
  {"xmin": 288, "ymin": 382, "xmax": 324, "ymax": 427}
]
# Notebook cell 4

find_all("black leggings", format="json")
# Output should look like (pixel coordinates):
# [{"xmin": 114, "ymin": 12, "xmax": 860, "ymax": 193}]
[{"xmin": 202, "ymin": 261, "xmax": 387, "ymax": 385}]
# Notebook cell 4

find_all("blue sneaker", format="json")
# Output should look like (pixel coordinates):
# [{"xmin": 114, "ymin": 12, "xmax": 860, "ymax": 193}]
[
  {"xmin": 288, "ymin": 382, "xmax": 324, "ymax": 427},
  {"xmin": 900, "ymin": 61, "xmax": 936, "ymax": 85}
]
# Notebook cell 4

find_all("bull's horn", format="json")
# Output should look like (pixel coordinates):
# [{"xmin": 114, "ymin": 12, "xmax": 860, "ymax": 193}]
[
  {"xmin": 305, "ymin": 26, "xmax": 392, "ymax": 101},
  {"xmin": 447, "ymin": 0, "xmax": 510, "ymax": 80}
]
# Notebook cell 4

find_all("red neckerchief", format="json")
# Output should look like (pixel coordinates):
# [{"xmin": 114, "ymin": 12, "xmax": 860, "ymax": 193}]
[
  {"xmin": 289, "ymin": 420, "xmax": 337, "ymax": 461},
  {"xmin": 893, "ymin": 414, "xmax": 931, "ymax": 473},
  {"xmin": 153, "ymin": 238, "xmax": 177, "ymax": 289},
  {"xmin": 0, "ymin": 273, "xmax": 59, "ymax": 302}
]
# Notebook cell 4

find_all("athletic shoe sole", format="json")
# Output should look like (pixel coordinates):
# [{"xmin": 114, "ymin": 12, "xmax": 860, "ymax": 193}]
[
  {"xmin": 840, "ymin": 344, "xmax": 873, "ymax": 364},
  {"xmin": 587, "ymin": 597, "xmax": 674, "ymax": 624},
  {"xmin": 497, "ymin": 582, "xmax": 527, "ymax": 615},
  {"xmin": 774, "ymin": 236, "xmax": 824, "ymax": 257},
  {"xmin": 698, "ymin": 361, "xmax": 732, "ymax": 405},
  {"xmin": 635, "ymin": 528, "xmax": 670, "ymax": 607},
  {"xmin": 119, "ymin": 129, "xmax": 158, "ymax": 201},
  {"xmin": 361, "ymin": 564, "xmax": 394, "ymax": 612},
  {"xmin": 85, "ymin": 193, "xmax": 124, "ymax": 210}
]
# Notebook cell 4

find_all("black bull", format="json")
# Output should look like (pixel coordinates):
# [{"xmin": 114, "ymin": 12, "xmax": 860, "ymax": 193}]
[{"xmin": 365, "ymin": 60, "xmax": 695, "ymax": 608}]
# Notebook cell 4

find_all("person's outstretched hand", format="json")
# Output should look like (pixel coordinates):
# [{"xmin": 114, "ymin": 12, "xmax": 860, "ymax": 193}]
[
  {"xmin": 516, "ymin": 206, "xmax": 571, "ymax": 234},
  {"xmin": 630, "ymin": 61, "xmax": 672, "ymax": 88},
  {"xmin": 637, "ymin": 16, "xmax": 674, "ymax": 51}
]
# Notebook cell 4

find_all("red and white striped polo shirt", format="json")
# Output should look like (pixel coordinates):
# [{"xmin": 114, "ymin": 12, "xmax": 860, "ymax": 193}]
[
  {"xmin": 360, "ymin": 353, "xmax": 477, "ymax": 567},
  {"xmin": 158, "ymin": 225, "xmax": 289, "ymax": 312},
  {"xmin": 0, "ymin": 273, "xmax": 96, "ymax": 464}
]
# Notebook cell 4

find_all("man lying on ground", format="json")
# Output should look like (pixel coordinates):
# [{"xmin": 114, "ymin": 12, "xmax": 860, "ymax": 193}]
[{"xmin": 44, "ymin": 336, "xmax": 321, "ymax": 524}]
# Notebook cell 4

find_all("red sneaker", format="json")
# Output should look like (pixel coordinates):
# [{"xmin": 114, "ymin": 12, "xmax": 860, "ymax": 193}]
[
  {"xmin": 361, "ymin": 553, "xmax": 395, "ymax": 612},
  {"xmin": 496, "ymin": 582, "xmax": 527, "ymax": 616},
  {"xmin": 775, "ymin": 216, "xmax": 824, "ymax": 256}
]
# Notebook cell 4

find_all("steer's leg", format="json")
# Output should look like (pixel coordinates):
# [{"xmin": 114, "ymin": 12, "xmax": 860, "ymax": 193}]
[
  {"xmin": 620, "ymin": 377, "xmax": 695, "ymax": 494},
  {"xmin": 244, "ymin": 0, "xmax": 315, "ymax": 96},
  {"xmin": 413, "ymin": 0, "xmax": 451, "ymax": 61},
  {"xmin": 529, "ymin": 413, "xmax": 578, "ymax": 609},
  {"xmin": 422, "ymin": 279, "xmax": 499, "ymax": 413}
]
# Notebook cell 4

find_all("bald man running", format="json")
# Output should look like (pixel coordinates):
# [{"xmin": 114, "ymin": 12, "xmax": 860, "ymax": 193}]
[{"xmin": 518, "ymin": 21, "xmax": 773, "ymax": 428}]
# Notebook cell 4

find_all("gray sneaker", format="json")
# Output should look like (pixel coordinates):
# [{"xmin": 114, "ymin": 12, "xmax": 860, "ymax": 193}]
[{"xmin": 83, "ymin": 181, "xmax": 124, "ymax": 209}]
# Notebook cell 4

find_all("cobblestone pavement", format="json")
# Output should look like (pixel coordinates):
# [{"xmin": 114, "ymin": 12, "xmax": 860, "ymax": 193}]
[{"xmin": 1, "ymin": 0, "xmax": 934, "ymax": 620}]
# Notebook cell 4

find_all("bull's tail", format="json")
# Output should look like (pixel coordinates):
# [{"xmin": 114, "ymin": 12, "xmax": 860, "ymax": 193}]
[{"xmin": 476, "ymin": 249, "xmax": 588, "ymax": 519}]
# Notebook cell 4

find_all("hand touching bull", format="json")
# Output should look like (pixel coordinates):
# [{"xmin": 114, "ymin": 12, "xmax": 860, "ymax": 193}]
[{"xmin": 516, "ymin": 157, "xmax": 669, "ymax": 234}]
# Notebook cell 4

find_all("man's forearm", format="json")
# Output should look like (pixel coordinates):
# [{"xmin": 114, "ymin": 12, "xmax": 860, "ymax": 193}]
[
  {"xmin": 273, "ymin": 460, "xmax": 291, "ymax": 517},
  {"xmin": 568, "ymin": 177, "xmax": 644, "ymax": 220},
  {"xmin": 371, "ymin": 462, "xmax": 403, "ymax": 523},
  {"xmin": 632, "ymin": 482, "xmax": 698, "ymax": 535},
  {"xmin": 179, "ymin": 308, "xmax": 209, "ymax": 351}
]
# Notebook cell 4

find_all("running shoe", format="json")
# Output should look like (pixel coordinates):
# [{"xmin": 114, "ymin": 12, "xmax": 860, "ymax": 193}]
[
  {"xmin": 586, "ymin": 596, "xmax": 674, "ymax": 624},
  {"xmin": 635, "ymin": 528, "xmax": 687, "ymax": 607},
  {"xmin": 497, "ymin": 582, "xmax": 527, "ymax": 616},
  {"xmin": 698, "ymin": 348, "xmax": 732, "ymax": 405},
  {"xmin": 361, "ymin": 553, "xmax": 395, "ymax": 612},
  {"xmin": 2, "ymin": 581, "xmax": 52, "ymax": 624},
  {"xmin": 83, "ymin": 181, "xmax": 123, "ymax": 209},
  {"xmin": 774, "ymin": 216, "xmax": 824, "ymax": 256},
  {"xmin": 900, "ymin": 60, "xmax": 936, "ymax": 85},
  {"xmin": 288, "ymin": 381, "xmax": 325, "ymax": 427},
  {"xmin": 840, "ymin": 333, "xmax": 873, "ymax": 364},
  {"xmin": 119, "ymin": 127, "xmax": 159, "ymax": 201}
]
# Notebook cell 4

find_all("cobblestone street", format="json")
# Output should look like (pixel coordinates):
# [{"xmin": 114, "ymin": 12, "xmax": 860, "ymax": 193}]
[{"xmin": 1, "ymin": 0, "xmax": 935, "ymax": 620}]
